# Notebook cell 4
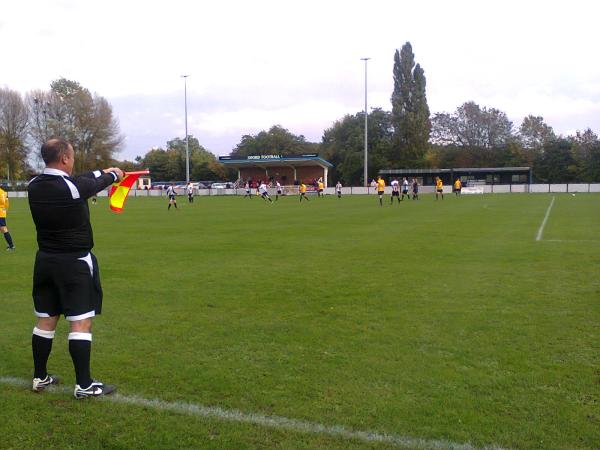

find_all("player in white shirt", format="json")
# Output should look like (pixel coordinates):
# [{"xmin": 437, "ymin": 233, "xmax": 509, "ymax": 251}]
[
  {"xmin": 390, "ymin": 179, "xmax": 401, "ymax": 204},
  {"xmin": 401, "ymin": 177, "xmax": 410, "ymax": 200},
  {"xmin": 186, "ymin": 183, "xmax": 194, "ymax": 203},
  {"xmin": 244, "ymin": 181, "xmax": 252, "ymax": 199},
  {"xmin": 275, "ymin": 181, "xmax": 283, "ymax": 201},
  {"xmin": 259, "ymin": 182, "xmax": 273, "ymax": 203},
  {"xmin": 166, "ymin": 184, "xmax": 178, "ymax": 210},
  {"xmin": 335, "ymin": 181, "xmax": 342, "ymax": 198}
]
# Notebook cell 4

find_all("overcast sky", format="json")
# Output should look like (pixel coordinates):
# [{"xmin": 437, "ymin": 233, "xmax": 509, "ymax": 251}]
[{"xmin": 2, "ymin": 0, "xmax": 599, "ymax": 160}]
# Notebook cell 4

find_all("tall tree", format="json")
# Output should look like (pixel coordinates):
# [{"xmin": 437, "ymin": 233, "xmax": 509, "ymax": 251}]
[
  {"xmin": 390, "ymin": 42, "xmax": 431, "ymax": 167},
  {"xmin": 571, "ymin": 128, "xmax": 600, "ymax": 181},
  {"xmin": 519, "ymin": 115, "xmax": 555, "ymax": 150},
  {"xmin": 322, "ymin": 108, "xmax": 392, "ymax": 185},
  {"xmin": 0, "ymin": 88, "xmax": 30, "ymax": 182},
  {"xmin": 230, "ymin": 125, "xmax": 318, "ymax": 158},
  {"xmin": 534, "ymin": 139, "xmax": 576, "ymax": 182},
  {"xmin": 27, "ymin": 78, "xmax": 123, "ymax": 173},
  {"xmin": 431, "ymin": 101, "xmax": 514, "ymax": 149}
]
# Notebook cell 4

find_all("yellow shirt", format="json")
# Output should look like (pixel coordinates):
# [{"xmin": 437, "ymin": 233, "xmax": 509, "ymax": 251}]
[
  {"xmin": 436, "ymin": 179, "xmax": 443, "ymax": 190},
  {"xmin": 0, "ymin": 188, "xmax": 8, "ymax": 218},
  {"xmin": 454, "ymin": 180, "xmax": 462, "ymax": 189},
  {"xmin": 300, "ymin": 184, "xmax": 307, "ymax": 193},
  {"xmin": 318, "ymin": 182, "xmax": 324, "ymax": 190},
  {"xmin": 377, "ymin": 179, "xmax": 385, "ymax": 192}
]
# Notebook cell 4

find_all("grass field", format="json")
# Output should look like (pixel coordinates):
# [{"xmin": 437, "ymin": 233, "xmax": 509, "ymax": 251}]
[{"xmin": 1, "ymin": 192, "xmax": 599, "ymax": 449}]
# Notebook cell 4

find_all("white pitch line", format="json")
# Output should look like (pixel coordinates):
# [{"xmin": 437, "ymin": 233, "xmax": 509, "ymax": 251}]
[
  {"xmin": 0, "ymin": 376, "xmax": 506, "ymax": 450},
  {"xmin": 536, "ymin": 196, "xmax": 555, "ymax": 241}
]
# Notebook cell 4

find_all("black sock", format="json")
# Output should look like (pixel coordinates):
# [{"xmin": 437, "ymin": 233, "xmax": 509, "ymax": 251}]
[
  {"xmin": 69, "ymin": 336, "xmax": 93, "ymax": 388},
  {"xmin": 32, "ymin": 329, "xmax": 54, "ymax": 379},
  {"xmin": 168, "ymin": 204, "xmax": 171, "ymax": 210},
  {"xmin": 4, "ymin": 232, "xmax": 13, "ymax": 248}
]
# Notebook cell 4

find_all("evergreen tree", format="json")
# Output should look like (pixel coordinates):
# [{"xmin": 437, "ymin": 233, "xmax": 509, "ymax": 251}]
[{"xmin": 391, "ymin": 42, "xmax": 430, "ymax": 168}]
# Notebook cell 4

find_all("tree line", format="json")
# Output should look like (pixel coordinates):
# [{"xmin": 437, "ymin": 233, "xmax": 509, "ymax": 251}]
[
  {"xmin": 0, "ymin": 78, "xmax": 123, "ymax": 182},
  {"xmin": 2, "ymin": 42, "xmax": 599, "ymax": 185}
]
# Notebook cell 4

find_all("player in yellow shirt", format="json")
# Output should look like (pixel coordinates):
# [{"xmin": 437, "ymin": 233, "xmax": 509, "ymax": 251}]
[
  {"xmin": 435, "ymin": 177, "xmax": 444, "ymax": 200},
  {"xmin": 453, "ymin": 178, "xmax": 462, "ymax": 196},
  {"xmin": 299, "ymin": 182, "xmax": 309, "ymax": 202},
  {"xmin": 376, "ymin": 176, "xmax": 385, "ymax": 206},
  {"xmin": 0, "ymin": 185, "xmax": 15, "ymax": 250},
  {"xmin": 317, "ymin": 180, "xmax": 324, "ymax": 197}
]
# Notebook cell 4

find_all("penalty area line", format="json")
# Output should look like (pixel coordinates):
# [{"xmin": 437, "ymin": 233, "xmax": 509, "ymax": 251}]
[
  {"xmin": 0, "ymin": 376, "xmax": 506, "ymax": 450},
  {"xmin": 536, "ymin": 196, "xmax": 555, "ymax": 241}
]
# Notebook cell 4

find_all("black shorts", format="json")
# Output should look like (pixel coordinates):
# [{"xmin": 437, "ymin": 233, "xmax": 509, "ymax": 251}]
[
  {"xmin": 392, "ymin": 191, "xmax": 399, "ymax": 196},
  {"xmin": 402, "ymin": 189, "xmax": 409, "ymax": 194},
  {"xmin": 0, "ymin": 217, "xmax": 6, "ymax": 227},
  {"xmin": 33, "ymin": 251, "xmax": 103, "ymax": 321},
  {"xmin": 378, "ymin": 191, "xmax": 384, "ymax": 196},
  {"xmin": 437, "ymin": 189, "xmax": 443, "ymax": 193},
  {"xmin": 169, "ymin": 194, "xmax": 176, "ymax": 200}
]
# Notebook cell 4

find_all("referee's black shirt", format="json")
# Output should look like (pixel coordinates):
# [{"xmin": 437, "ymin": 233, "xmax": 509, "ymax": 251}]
[{"xmin": 28, "ymin": 168, "xmax": 117, "ymax": 253}]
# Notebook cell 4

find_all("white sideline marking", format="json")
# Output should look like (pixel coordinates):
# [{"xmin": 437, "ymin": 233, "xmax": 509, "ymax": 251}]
[
  {"xmin": 536, "ymin": 196, "xmax": 555, "ymax": 241},
  {"xmin": 0, "ymin": 376, "xmax": 506, "ymax": 450}
]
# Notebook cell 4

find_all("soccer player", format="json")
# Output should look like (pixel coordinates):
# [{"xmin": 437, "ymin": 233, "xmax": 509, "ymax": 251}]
[
  {"xmin": 27, "ymin": 138, "xmax": 123, "ymax": 399},
  {"xmin": 275, "ymin": 180, "xmax": 282, "ymax": 201},
  {"xmin": 335, "ymin": 181, "xmax": 342, "ymax": 198},
  {"xmin": 390, "ymin": 178, "xmax": 400, "ymax": 204},
  {"xmin": 376, "ymin": 176, "xmax": 385, "ymax": 206},
  {"xmin": 299, "ymin": 182, "xmax": 309, "ymax": 202},
  {"xmin": 243, "ymin": 181, "xmax": 252, "ymax": 198},
  {"xmin": 186, "ymin": 182, "xmax": 194, "ymax": 203},
  {"xmin": 0, "ymin": 184, "xmax": 15, "ymax": 250},
  {"xmin": 401, "ymin": 177, "xmax": 410, "ymax": 200},
  {"xmin": 435, "ymin": 177, "xmax": 444, "ymax": 200},
  {"xmin": 453, "ymin": 178, "xmax": 462, "ymax": 196},
  {"xmin": 412, "ymin": 177, "xmax": 419, "ymax": 200},
  {"xmin": 317, "ymin": 179, "xmax": 324, "ymax": 197},
  {"xmin": 166, "ymin": 184, "xmax": 178, "ymax": 209},
  {"xmin": 259, "ymin": 181, "xmax": 273, "ymax": 203}
]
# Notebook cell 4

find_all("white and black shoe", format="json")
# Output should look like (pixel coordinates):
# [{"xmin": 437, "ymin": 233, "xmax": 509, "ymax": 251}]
[
  {"xmin": 32, "ymin": 374, "xmax": 60, "ymax": 392},
  {"xmin": 74, "ymin": 381, "xmax": 116, "ymax": 399}
]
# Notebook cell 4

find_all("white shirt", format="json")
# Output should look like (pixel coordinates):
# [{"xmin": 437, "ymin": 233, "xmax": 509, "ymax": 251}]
[
  {"xmin": 186, "ymin": 185, "xmax": 193, "ymax": 194},
  {"xmin": 166, "ymin": 186, "xmax": 175, "ymax": 196},
  {"xmin": 276, "ymin": 182, "xmax": 282, "ymax": 191},
  {"xmin": 391, "ymin": 180, "xmax": 399, "ymax": 192},
  {"xmin": 402, "ymin": 179, "xmax": 409, "ymax": 188},
  {"xmin": 259, "ymin": 183, "xmax": 268, "ymax": 194},
  {"xmin": 336, "ymin": 182, "xmax": 342, "ymax": 191}
]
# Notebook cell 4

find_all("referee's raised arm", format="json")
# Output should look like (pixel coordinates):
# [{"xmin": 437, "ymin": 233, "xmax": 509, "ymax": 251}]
[{"xmin": 74, "ymin": 167, "xmax": 124, "ymax": 200}]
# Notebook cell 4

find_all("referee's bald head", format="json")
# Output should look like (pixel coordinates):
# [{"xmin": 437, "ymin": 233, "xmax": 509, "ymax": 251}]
[{"xmin": 41, "ymin": 138, "xmax": 72, "ymax": 165}]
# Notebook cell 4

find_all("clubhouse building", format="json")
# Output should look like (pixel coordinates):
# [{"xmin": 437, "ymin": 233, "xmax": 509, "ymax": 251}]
[{"xmin": 219, "ymin": 154, "xmax": 334, "ymax": 187}]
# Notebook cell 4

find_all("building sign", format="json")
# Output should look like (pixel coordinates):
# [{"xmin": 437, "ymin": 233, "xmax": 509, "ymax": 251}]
[
  {"xmin": 247, "ymin": 155, "xmax": 282, "ymax": 160},
  {"xmin": 219, "ymin": 154, "xmax": 321, "ymax": 161}
]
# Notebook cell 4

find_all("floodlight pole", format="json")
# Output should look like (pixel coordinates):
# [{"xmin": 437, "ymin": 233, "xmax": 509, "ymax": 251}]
[
  {"xmin": 361, "ymin": 58, "xmax": 370, "ymax": 187},
  {"xmin": 181, "ymin": 74, "xmax": 190, "ymax": 184}
]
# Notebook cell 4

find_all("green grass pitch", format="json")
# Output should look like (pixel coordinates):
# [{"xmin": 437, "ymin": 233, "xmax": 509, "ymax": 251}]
[{"xmin": 1, "ymin": 192, "xmax": 599, "ymax": 449}]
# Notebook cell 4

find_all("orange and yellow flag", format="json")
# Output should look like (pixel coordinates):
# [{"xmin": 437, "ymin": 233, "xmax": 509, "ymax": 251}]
[{"xmin": 109, "ymin": 170, "xmax": 149, "ymax": 213}]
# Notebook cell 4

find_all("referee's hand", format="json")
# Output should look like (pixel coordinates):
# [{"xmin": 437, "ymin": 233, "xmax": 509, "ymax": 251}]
[{"xmin": 104, "ymin": 168, "xmax": 124, "ymax": 182}]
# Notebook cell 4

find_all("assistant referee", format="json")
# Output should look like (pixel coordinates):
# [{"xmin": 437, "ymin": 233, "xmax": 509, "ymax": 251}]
[{"xmin": 28, "ymin": 138, "xmax": 123, "ymax": 399}]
